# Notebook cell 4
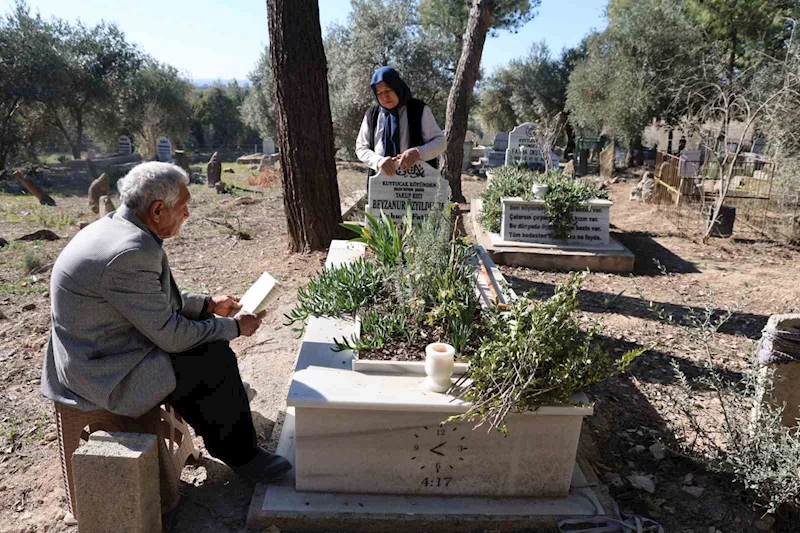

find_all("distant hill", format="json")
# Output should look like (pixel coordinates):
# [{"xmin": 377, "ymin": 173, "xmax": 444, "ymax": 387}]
[{"xmin": 192, "ymin": 78, "xmax": 252, "ymax": 88}]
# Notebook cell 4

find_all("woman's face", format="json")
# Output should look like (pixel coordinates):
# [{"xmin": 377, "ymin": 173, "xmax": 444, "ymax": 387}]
[{"xmin": 375, "ymin": 81, "xmax": 400, "ymax": 110}]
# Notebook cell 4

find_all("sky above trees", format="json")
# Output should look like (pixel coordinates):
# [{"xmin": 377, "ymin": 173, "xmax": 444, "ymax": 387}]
[{"xmin": 2, "ymin": 0, "xmax": 608, "ymax": 80}]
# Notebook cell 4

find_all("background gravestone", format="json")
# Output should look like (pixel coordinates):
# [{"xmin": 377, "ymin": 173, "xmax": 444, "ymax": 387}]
[
  {"xmin": 117, "ymin": 135, "xmax": 132, "ymax": 155},
  {"xmin": 366, "ymin": 161, "xmax": 450, "ymax": 226},
  {"xmin": 88, "ymin": 173, "xmax": 109, "ymax": 214},
  {"xmin": 600, "ymin": 144, "xmax": 615, "ymax": 180},
  {"xmin": 156, "ymin": 138, "xmax": 172, "ymax": 162},
  {"xmin": 207, "ymin": 152, "xmax": 222, "ymax": 188},
  {"xmin": 504, "ymin": 123, "xmax": 559, "ymax": 169},
  {"xmin": 174, "ymin": 150, "xmax": 191, "ymax": 177},
  {"xmin": 262, "ymin": 138, "xmax": 276, "ymax": 155},
  {"xmin": 493, "ymin": 132, "xmax": 509, "ymax": 152}
]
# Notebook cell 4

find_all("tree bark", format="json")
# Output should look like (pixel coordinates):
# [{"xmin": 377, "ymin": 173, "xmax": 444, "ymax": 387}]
[
  {"xmin": 727, "ymin": 31, "xmax": 737, "ymax": 86},
  {"xmin": 266, "ymin": 0, "xmax": 344, "ymax": 253},
  {"xmin": 440, "ymin": 0, "xmax": 494, "ymax": 204}
]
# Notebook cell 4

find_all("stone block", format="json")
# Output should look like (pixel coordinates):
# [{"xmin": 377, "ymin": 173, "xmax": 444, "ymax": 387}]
[
  {"xmin": 72, "ymin": 431, "xmax": 161, "ymax": 533},
  {"xmin": 756, "ymin": 314, "xmax": 800, "ymax": 426}
]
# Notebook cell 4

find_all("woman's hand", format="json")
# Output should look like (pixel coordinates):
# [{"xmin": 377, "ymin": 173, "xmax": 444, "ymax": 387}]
[
  {"xmin": 397, "ymin": 148, "xmax": 420, "ymax": 170},
  {"xmin": 379, "ymin": 157, "xmax": 397, "ymax": 176}
]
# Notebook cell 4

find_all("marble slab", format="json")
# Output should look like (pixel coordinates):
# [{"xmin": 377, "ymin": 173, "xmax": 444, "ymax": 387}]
[
  {"xmin": 500, "ymin": 197, "xmax": 612, "ymax": 245},
  {"xmin": 366, "ymin": 161, "xmax": 450, "ymax": 225},
  {"xmin": 246, "ymin": 407, "xmax": 607, "ymax": 532}
]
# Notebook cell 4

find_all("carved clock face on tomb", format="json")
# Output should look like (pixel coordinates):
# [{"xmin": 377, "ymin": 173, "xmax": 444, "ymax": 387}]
[{"xmin": 410, "ymin": 424, "xmax": 469, "ymax": 490}]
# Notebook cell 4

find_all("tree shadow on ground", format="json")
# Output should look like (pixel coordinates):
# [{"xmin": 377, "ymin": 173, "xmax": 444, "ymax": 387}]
[
  {"xmin": 600, "ymin": 335, "xmax": 745, "ymax": 392},
  {"xmin": 504, "ymin": 275, "xmax": 768, "ymax": 340},
  {"xmin": 584, "ymin": 373, "xmax": 767, "ymax": 532},
  {"xmin": 611, "ymin": 230, "xmax": 702, "ymax": 276}
]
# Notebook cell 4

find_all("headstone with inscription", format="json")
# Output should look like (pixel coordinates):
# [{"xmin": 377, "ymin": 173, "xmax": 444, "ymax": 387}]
[
  {"xmin": 366, "ymin": 161, "xmax": 450, "ymax": 226},
  {"xmin": 500, "ymin": 197, "xmax": 612, "ymax": 245},
  {"xmin": 156, "ymin": 138, "xmax": 172, "ymax": 162},
  {"xmin": 504, "ymin": 123, "xmax": 560, "ymax": 169},
  {"xmin": 117, "ymin": 135, "xmax": 132, "ymax": 155}
]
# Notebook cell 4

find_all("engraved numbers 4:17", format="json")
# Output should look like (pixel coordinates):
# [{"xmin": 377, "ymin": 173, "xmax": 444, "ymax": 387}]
[{"xmin": 421, "ymin": 476, "xmax": 451, "ymax": 487}]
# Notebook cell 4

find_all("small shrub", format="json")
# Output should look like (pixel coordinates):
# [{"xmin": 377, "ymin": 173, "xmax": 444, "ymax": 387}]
[
  {"xmin": 479, "ymin": 166, "xmax": 608, "ymax": 240},
  {"xmin": 453, "ymin": 273, "xmax": 644, "ymax": 432},
  {"xmin": 637, "ymin": 262, "xmax": 800, "ymax": 515},
  {"xmin": 22, "ymin": 251, "xmax": 42, "ymax": 273}
]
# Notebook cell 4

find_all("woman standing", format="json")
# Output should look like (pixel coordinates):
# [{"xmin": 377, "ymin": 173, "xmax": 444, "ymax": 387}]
[{"xmin": 356, "ymin": 67, "xmax": 445, "ymax": 187}]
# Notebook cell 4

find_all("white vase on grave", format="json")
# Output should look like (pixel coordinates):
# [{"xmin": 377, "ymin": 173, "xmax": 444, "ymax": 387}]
[
  {"xmin": 424, "ymin": 342, "xmax": 455, "ymax": 393},
  {"xmin": 532, "ymin": 184, "xmax": 549, "ymax": 198}
]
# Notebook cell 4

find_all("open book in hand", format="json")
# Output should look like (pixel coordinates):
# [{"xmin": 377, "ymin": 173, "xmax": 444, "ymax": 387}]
[{"xmin": 231, "ymin": 271, "xmax": 280, "ymax": 316}]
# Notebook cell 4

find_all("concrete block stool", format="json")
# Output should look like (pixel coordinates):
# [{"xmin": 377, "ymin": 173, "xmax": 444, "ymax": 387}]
[{"xmin": 54, "ymin": 402, "xmax": 200, "ymax": 519}]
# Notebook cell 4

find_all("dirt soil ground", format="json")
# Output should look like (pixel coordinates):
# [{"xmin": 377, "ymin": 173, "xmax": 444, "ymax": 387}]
[{"xmin": 0, "ymin": 166, "xmax": 798, "ymax": 533}]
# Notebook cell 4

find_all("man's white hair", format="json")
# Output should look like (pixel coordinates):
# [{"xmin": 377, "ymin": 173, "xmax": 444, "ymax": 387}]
[{"xmin": 117, "ymin": 162, "xmax": 189, "ymax": 213}]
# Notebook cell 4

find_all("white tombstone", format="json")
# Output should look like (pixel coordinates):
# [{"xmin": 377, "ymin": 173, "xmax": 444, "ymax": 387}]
[
  {"xmin": 262, "ymin": 138, "xmax": 276, "ymax": 155},
  {"xmin": 500, "ymin": 197, "xmax": 612, "ymax": 245},
  {"xmin": 156, "ymin": 137, "xmax": 172, "ymax": 162},
  {"xmin": 367, "ymin": 161, "xmax": 450, "ymax": 226},
  {"xmin": 504, "ymin": 123, "xmax": 560, "ymax": 169},
  {"xmin": 117, "ymin": 135, "xmax": 132, "ymax": 155}
]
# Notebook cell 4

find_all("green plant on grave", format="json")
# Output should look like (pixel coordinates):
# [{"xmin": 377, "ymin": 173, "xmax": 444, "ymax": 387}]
[
  {"xmin": 284, "ymin": 257, "xmax": 384, "ymax": 334},
  {"xmin": 341, "ymin": 206, "xmax": 413, "ymax": 267},
  {"xmin": 478, "ymin": 167, "xmax": 608, "ymax": 240},
  {"xmin": 541, "ymin": 175, "xmax": 609, "ymax": 240},
  {"xmin": 451, "ymin": 273, "xmax": 646, "ymax": 433},
  {"xmin": 288, "ymin": 203, "xmax": 482, "ymax": 356}
]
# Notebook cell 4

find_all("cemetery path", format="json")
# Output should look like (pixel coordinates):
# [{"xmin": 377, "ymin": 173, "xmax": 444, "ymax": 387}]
[{"xmin": 463, "ymin": 173, "xmax": 800, "ymax": 533}]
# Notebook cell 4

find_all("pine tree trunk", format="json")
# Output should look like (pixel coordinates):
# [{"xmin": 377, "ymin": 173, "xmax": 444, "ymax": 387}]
[
  {"xmin": 267, "ymin": 0, "xmax": 344, "ymax": 253},
  {"xmin": 440, "ymin": 0, "xmax": 493, "ymax": 204}
]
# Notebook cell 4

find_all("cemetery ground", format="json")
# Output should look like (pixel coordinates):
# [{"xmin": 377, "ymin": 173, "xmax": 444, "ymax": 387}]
[{"xmin": 0, "ymin": 167, "xmax": 798, "ymax": 532}]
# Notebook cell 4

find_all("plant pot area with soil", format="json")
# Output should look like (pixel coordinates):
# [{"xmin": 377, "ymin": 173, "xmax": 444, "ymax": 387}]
[{"xmin": 283, "ymin": 205, "xmax": 644, "ymax": 499}]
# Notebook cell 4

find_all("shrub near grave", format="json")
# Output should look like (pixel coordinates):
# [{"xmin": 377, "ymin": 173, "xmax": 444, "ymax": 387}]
[
  {"xmin": 286, "ymin": 204, "xmax": 644, "ymax": 430},
  {"xmin": 479, "ymin": 167, "xmax": 608, "ymax": 240}
]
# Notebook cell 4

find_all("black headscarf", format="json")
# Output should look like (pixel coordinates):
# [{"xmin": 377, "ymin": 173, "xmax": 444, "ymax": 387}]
[{"xmin": 370, "ymin": 67, "xmax": 412, "ymax": 157}]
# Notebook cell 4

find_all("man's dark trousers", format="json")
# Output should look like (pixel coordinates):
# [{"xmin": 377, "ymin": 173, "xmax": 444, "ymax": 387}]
[{"xmin": 167, "ymin": 339, "xmax": 258, "ymax": 468}]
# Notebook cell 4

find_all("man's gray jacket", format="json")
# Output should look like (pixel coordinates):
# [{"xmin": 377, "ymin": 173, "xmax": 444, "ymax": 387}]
[{"xmin": 41, "ymin": 205, "xmax": 239, "ymax": 418}]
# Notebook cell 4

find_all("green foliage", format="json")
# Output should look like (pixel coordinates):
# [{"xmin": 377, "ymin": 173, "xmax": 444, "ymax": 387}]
[
  {"xmin": 637, "ymin": 263, "xmax": 800, "ymax": 514},
  {"xmin": 341, "ymin": 207, "xmax": 413, "ymax": 267},
  {"xmin": 478, "ymin": 166, "xmax": 541, "ymax": 233},
  {"xmin": 453, "ymin": 273, "xmax": 644, "ymax": 432},
  {"xmin": 565, "ymin": 0, "xmax": 702, "ymax": 146},
  {"xmin": 284, "ymin": 258, "xmax": 384, "ymax": 333},
  {"xmin": 191, "ymin": 84, "xmax": 258, "ymax": 148},
  {"xmin": 479, "ymin": 42, "xmax": 582, "ymax": 136},
  {"xmin": 241, "ymin": 46, "xmax": 276, "ymax": 141},
  {"xmin": 94, "ymin": 59, "xmax": 193, "ymax": 153},
  {"xmin": 289, "ymin": 204, "xmax": 480, "ymax": 355},
  {"xmin": 541, "ymin": 173, "xmax": 609, "ymax": 240},
  {"xmin": 21, "ymin": 250, "xmax": 42, "ymax": 273},
  {"xmin": 478, "ymin": 166, "xmax": 608, "ymax": 239},
  {"xmin": 0, "ymin": 2, "xmax": 63, "ymax": 168}
]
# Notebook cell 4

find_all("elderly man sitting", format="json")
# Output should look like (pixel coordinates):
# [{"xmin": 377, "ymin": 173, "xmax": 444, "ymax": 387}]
[{"xmin": 41, "ymin": 162, "xmax": 290, "ymax": 481}]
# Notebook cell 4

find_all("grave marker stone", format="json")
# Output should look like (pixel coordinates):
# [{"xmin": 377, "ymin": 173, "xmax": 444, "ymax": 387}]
[
  {"xmin": 493, "ymin": 132, "xmax": 508, "ymax": 152},
  {"xmin": 117, "ymin": 135, "xmax": 132, "ymax": 155},
  {"xmin": 262, "ymin": 138, "xmax": 276, "ymax": 155},
  {"xmin": 500, "ymin": 198, "xmax": 611, "ymax": 245},
  {"xmin": 367, "ymin": 161, "xmax": 449, "ymax": 225},
  {"xmin": 207, "ymin": 152, "xmax": 222, "ymax": 188},
  {"xmin": 504, "ymin": 123, "xmax": 559, "ymax": 168},
  {"xmin": 156, "ymin": 137, "xmax": 172, "ymax": 162},
  {"xmin": 600, "ymin": 144, "xmax": 615, "ymax": 180}
]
